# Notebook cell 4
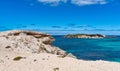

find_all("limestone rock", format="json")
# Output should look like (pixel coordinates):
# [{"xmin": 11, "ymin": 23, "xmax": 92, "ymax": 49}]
[
  {"xmin": 0, "ymin": 30, "xmax": 67, "ymax": 56},
  {"xmin": 67, "ymin": 53, "xmax": 77, "ymax": 58}
]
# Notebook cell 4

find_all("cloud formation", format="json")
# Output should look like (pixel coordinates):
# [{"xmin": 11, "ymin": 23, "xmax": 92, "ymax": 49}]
[
  {"xmin": 38, "ymin": 0, "xmax": 67, "ymax": 6},
  {"xmin": 37, "ymin": 0, "xmax": 108, "ymax": 6},
  {"xmin": 71, "ymin": 0, "xmax": 107, "ymax": 6}
]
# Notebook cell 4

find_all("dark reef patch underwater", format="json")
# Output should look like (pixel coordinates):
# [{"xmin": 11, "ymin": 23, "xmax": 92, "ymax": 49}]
[{"xmin": 52, "ymin": 35, "xmax": 120, "ymax": 62}]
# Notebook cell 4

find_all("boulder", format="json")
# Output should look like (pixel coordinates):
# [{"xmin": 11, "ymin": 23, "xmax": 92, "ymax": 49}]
[{"xmin": 67, "ymin": 53, "xmax": 77, "ymax": 58}]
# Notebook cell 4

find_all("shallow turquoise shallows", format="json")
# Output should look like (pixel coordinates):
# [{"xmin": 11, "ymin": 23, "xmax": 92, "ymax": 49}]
[{"xmin": 52, "ymin": 35, "xmax": 120, "ymax": 62}]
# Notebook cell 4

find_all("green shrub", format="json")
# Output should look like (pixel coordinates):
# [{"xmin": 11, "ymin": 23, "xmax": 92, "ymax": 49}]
[
  {"xmin": 5, "ymin": 46, "xmax": 11, "ymax": 48},
  {"xmin": 13, "ymin": 56, "xmax": 23, "ymax": 61},
  {"xmin": 53, "ymin": 67, "xmax": 59, "ymax": 71}
]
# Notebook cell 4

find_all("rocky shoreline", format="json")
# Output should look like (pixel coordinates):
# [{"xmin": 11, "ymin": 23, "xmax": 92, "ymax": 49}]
[
  {"xmin": 0, "ymin": 30, "xmax": 120, "ymax": 71},
  {"xmin": 0, "ymin": 30, "xmax": 76, "ymax": 58},
  {"xmin": 64, "ymin": 34, "xmax": 106, "ymax": 38}
]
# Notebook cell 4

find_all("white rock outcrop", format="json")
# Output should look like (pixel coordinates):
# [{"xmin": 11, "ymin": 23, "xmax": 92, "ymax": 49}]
[{"xmin": 0, "ymin": 30, "xmax": 67, "ymax": 56}]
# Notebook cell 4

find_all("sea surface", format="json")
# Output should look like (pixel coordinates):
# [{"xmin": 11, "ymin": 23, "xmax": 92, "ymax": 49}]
[{"xmin": 52, "ymin": 35, "xmax": 120, "ymax": 62}]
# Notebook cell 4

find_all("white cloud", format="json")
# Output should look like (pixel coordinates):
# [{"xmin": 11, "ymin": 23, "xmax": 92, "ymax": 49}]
[
  {"xmin": 71, "ymin": 0, "xmax": 108, "ymax": 6},
  {"xmin": 37, "ymin": 0, "xmax": 108, "ymax": 6},
  {"xmin": 38, "ymin": 0, "xmax": 67, "ymax": 6}
]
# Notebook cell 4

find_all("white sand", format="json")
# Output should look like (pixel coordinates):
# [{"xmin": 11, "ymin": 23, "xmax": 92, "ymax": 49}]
[{"xmin": 0, "ymin": 51, "xmax": 120, "ymax": 71}]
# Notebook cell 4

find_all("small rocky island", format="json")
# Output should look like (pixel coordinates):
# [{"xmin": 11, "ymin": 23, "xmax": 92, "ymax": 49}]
[{"xmin": 64, "ymin": 34, "xmax": 106, "ymax": 38}]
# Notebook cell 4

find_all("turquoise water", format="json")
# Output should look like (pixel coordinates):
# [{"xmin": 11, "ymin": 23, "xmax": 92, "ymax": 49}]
[{"xmin": 52, "ymin": 36, "xmax": 120, "ymax": 62}]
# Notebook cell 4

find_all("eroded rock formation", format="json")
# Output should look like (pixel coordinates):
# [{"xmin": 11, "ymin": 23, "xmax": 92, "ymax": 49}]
[{"xmin": 0, "ymin": 30, "xmax": 72, "ymax": 57}]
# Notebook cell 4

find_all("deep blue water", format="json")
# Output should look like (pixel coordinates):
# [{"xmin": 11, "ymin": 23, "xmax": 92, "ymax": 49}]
[{"xmin": 52, "ymin": 35, "xmax": 120, "ymax": 62}]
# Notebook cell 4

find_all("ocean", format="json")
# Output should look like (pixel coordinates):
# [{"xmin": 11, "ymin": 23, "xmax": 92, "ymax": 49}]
[{"xmin": 52, "ymin": 35, "xmax": 120, "ymax": 62}]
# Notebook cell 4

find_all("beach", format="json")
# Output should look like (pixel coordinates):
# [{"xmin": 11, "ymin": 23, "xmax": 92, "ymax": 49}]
[
  {"xmin": 0, "ymin": 51, "xmax": 120, "ymax": 71},
  {"xmin": 0, "ymin": 30, "xmax": 120, "ymax": 71},
  {"xmin": 1, "ymin": 0, "xmax": 120, "ymax": 70}
]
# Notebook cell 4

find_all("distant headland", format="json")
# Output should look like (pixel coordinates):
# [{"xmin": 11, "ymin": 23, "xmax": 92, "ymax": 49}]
[{"xmin": 64, "ymin": 34, "xmax": 106, "ymax": 38}]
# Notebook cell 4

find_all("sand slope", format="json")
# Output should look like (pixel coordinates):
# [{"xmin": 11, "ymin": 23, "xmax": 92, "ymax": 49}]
[{"xmin": 0, "ymin": 51, "xmax": 120, "ymax": 71}]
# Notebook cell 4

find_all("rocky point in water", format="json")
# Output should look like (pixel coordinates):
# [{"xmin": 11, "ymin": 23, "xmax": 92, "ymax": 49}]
[{"xmin": 64, "ymin": 34, "xmax": 106, "ymax": 38}]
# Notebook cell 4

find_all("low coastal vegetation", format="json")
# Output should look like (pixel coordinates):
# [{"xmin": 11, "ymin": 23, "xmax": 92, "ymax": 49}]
[
  {"xmin": 13, "ymin": 56, "xmax": 23, "ymax": 61},
  {"xmin": 5, "ymin": 46, "xmax": 11, "ymax": 48},
  {"xmin": 64, "ymin": 34, "xmax": 105, "ymax": 38},
  {"xmin": 53, "ymin": 67, "xmax": 59, "ymax": 71}
]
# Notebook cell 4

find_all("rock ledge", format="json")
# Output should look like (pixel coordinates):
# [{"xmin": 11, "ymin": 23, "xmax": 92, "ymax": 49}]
[{"xmin": 0, "ymin": 30, "xmax": 74, "ymax": 57}]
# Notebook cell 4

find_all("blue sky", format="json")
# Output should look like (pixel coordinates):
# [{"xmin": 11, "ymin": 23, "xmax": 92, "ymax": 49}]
[{"xmin": 0, "ymin": 0, "xmax": 120, "ymax": 35}]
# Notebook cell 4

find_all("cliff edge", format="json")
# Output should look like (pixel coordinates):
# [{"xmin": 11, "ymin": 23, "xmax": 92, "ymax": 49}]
[{"xmin": 0, "ymin": 30, "xmax": 75, "ymax": 57}]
